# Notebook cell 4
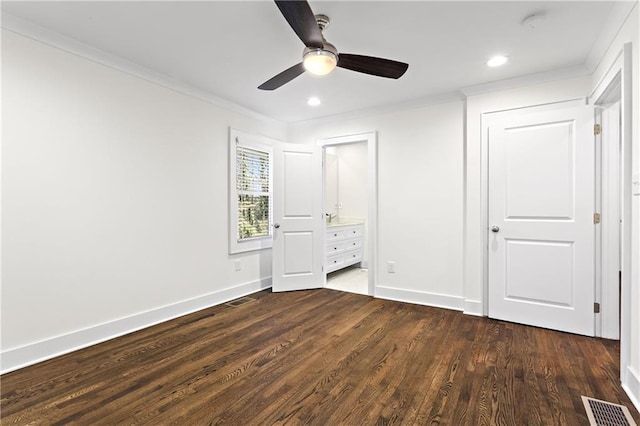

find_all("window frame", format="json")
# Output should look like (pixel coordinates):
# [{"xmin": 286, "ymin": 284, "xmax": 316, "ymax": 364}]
[{"xmin": 228, "ymin": 128, "xmax": 274, "ymax": 254}]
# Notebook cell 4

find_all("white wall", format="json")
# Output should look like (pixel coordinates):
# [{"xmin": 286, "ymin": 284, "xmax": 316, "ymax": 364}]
[
  {"xmin": 590, "ymin": 3, "xmax": 640, "ymax": 410},
  {"xmin": 1, "ymin": 30, "xmax": 285, "ymax": 372},
  {"xmin": 289, "ymin": 101, "xmax": 465, "ymax": 309}
]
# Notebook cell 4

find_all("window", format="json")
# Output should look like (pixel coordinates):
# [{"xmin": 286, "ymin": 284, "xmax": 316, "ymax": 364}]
[
  {"xmin": 229, "ymin": 129, "xmax": 274, "ymax": 254},
  {"xmin": 236, "ymin": 145, "xmax": 270, "ymax": 239}
]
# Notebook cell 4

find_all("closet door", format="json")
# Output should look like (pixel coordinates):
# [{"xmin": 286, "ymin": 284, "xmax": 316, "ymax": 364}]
[{"xmin": 487, "ymin": 105, "xmax": 595, "ymax": 336}]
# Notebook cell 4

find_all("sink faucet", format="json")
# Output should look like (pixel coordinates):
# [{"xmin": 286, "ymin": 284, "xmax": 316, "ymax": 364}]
[{"xmin": 326, "ymin": 213, "xmax": 336, "ymax": 223}]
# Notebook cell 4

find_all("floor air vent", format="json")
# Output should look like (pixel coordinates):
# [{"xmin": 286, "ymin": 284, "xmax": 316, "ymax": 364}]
[
  {"xmin": 225, "ymin": 296, "xmax": 256, "ymax": 308},
  {"xmin": 582, "ymin": 396, "xmax": 637, "ymax": 426}
]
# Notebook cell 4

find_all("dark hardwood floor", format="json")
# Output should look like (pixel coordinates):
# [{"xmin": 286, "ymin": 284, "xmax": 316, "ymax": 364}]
[{"xmin": 2, "ymin": 289, "xmax": 638, "ymax": 425}]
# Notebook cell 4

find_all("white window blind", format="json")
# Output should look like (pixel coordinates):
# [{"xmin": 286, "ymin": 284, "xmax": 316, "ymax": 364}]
[{"xmin": 236, "ymin": 145, "xmax": 271, "ymax": 240}]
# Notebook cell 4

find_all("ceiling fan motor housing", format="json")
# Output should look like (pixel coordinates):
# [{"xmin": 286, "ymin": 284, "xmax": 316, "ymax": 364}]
[{"xmin": 315, "ymin": 14, "xmax": 330, "ymax": 31}]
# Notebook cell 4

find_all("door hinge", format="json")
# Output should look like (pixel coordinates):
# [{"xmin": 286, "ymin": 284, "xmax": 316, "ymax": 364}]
[
  {"xmin": 594, "ymin": 123, "xmax": 601, "ymax": 135},
  {"xmin": 593, "ymin": 213, "xmax": 601, "ymax": 224},
  {"xmin": 594, "ymin": 302, "xmax": 600, "ymax": 313}
]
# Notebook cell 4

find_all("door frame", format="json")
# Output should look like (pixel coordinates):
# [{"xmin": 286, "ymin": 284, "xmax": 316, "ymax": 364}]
[
  {"xmin": 594, "ymin": 98, "xmax": 621, "ymax": 340},
  {"xmin": 317, "ymin": 132, "xmax": 378, "ymax": 296},
  {"xmin": 589, "ymin": 43, "xmax": 633, "ymax": 378}
]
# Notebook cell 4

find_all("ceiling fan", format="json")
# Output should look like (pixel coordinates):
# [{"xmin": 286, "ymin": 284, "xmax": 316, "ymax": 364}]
[{"xmin": 258, "ymin": 0, "xmax": 409, "ymax": 90}]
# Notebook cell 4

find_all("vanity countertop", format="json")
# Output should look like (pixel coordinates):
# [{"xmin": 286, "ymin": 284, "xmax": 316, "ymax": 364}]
[{"xmin": 326, "ymin": 219, "xmax": 365, "ymax": 228}]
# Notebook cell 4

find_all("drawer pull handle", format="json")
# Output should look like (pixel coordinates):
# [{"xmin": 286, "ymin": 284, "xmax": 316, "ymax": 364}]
[{"xmin": 334, "ymin": 234, "xmax": 337, "ymax": 237}]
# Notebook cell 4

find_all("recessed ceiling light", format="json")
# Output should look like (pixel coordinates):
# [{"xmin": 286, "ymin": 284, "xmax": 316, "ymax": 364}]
[
  {"xmin": 307, "ymin": 97, "xmax": 321, "ymax": 106},
  {"xmin": 487, "ymin": 56, "xmax": 509, "ymax": 67}
]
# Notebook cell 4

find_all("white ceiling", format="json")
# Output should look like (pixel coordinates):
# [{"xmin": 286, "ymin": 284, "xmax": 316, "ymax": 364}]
[{"xmin": 1, "ymin": 1, "xmax": 633, "ymax": 123}]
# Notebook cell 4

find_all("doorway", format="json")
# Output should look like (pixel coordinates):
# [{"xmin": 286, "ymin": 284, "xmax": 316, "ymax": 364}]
[
  {"xmin": 595, "ymin": 86, "xmax": 622, "ymax": 340},
  {"xmin": 325, "ymin": 143, "xmax": 369, "ymax": 295},
  {"xmin": 318, "ymin": 132, "xmax": 378, "ymax": 296}
]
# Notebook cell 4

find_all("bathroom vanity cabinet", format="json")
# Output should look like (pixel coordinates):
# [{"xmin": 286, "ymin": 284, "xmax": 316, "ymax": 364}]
[{"xmin": 325, "ymin": 222, "xmax": 364, "ymax": 273}]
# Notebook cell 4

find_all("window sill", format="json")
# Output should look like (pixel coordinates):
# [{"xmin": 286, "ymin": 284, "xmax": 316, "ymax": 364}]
[{"xmin": 229, "ymin": 237, "xmax": 273, "ymax": 254}]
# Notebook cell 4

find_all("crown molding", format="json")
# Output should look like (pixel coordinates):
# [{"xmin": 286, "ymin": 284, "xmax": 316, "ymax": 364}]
[
  {"xmin": 290, "ymin": 61, "xmax": 593, "ymax": 127},
  {"xmin": 1, "ymin": 13, "xmax": 284, "ymax": 127},
  {"xmin": 460, "ymin": 65, "xmax": 591, "ymax": 98},
  {"xmin": 288, "ymin": 90, "xmax": 465, "ymax": 127}
]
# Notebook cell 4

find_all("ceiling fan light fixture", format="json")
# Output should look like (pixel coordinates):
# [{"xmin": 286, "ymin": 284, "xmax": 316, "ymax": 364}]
[{"xmin": 303, "ymin": 48, "xmax": 337, "ymax": 76}]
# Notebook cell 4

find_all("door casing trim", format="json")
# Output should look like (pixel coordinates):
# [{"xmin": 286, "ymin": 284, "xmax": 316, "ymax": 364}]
[{"xmin": 589, "ymin": 44, "xmax": 633, "ymax": 386}]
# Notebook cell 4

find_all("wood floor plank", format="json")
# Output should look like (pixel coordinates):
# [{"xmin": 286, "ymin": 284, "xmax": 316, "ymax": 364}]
[
  {"xmin": 2, "ymin": 289, "xmax": 638, "ymax": 425},
  {"xmin": 94, "ymin": 290, "xmax": 353, "ymax": 424},
  {"xmin": 172, "ymin": 292, "xmax": 377, "ymax": 424}
]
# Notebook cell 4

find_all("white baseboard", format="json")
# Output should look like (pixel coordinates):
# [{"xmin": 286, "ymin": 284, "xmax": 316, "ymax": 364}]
[
  {"xmin": 622, "ymin": 365, "xmax": 640, "ymax": 414},
  {"xmin": 374, "ymin": 286, "xmax": 464, "ymax": 311},
  {"xmin": 463, "ymin": 299, "xmax": 483, "ymax": 316},
  {"xmin": 1, "ymin": 278, "xmax": 271, "ymax": 374}
]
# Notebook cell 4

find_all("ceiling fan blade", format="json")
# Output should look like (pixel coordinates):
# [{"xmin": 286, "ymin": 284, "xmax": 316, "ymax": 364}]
[
  {"xmin": 258, "ymin": 62, "xmax": 306, "ymax": 90},
  {"xmin": 275, "ymin": 0, "xmax": 324, "ymax": 49},
  {"xmin": 337, "ymin": 54, "xmax": 409, "ymax": 79}
]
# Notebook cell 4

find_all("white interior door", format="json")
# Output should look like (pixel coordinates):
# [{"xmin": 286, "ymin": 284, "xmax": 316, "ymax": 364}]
[
  {"xmin": 488, "ymin": 104, "xmax": 595, "ymax": 336},
  {"xmin": 272, "ymin": 142, "xmax": 324, "ymax": 292}
]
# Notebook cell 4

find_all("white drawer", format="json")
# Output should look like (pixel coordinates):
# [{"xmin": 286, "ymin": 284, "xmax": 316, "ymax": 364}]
[
  {"xmin": 326, "ymin": 229, "xmax": 345, "ymax": 242},
  {"xmin": 343, "ymin": 238, "xmax": 362, "ymax": 251},
  {"xmin": 344, "ymin": 225, "xmax": 363, "ymax": 239},
  {"xmin": 326, "ymin": 253, "xmax": 345, "ymax": 273},
  {"xmin": 326, "ymin": 241, "xmax": 345, "ymax": 255},
  {"xmin": 343, "ymin": 249, "xmax": 362, "ymax": 265}
]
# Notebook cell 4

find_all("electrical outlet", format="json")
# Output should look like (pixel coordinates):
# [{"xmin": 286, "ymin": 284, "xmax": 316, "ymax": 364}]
[
  {"xmin": 234, "ymin": 260, "xmax": 241, "ymax": 271},
  {"xmin": 387, "ymin": 261, "xmax": 395, "ymax": 273},
  {"xmin": 633, "ymin": 172, "xmax": 640, "ymax": 196}
]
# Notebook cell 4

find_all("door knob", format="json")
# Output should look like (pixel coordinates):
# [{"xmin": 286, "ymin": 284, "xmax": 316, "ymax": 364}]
[
  {"xmin": 274, "ymin": 223, "xmax": 280, "ymax": 229},
  {"xmin": 491, "ymin": 225, "xmax": 500, "ymax": 233}
]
